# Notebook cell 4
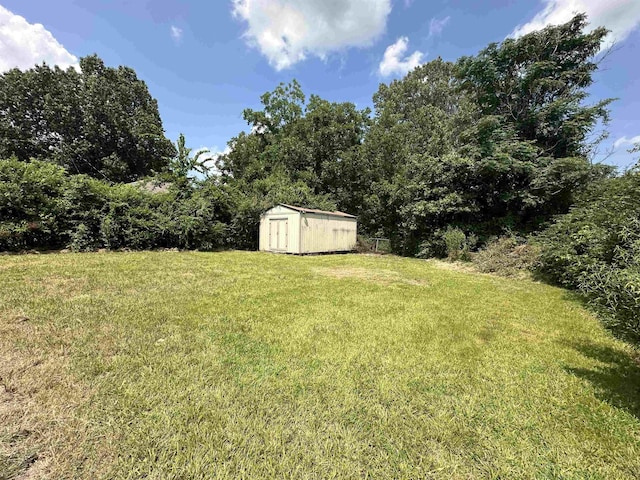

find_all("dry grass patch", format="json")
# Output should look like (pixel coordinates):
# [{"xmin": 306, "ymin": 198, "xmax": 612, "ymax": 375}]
[
  {"xmin": 0, "ymin": 311, "xmax": 97, "ymax": 479},
  {"xmin": 26, "ymin": 275, "xmax": 89, "ymax": 299},
  {"xmin": 426, "ymin": 258, "xmax": 479, "ymax": 274},
  {"xmin": 315, "ymin": 266, "xmax": 427, "ymax": 286}
]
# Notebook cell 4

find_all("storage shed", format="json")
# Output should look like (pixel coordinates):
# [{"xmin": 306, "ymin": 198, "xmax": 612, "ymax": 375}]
[{"xmin": 259, "ymin": 204, "xmax": 357, "ymax": 254}]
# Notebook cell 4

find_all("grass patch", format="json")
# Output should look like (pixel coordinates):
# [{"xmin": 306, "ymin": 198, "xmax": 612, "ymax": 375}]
[{"xmin": 1, "ymin": 251, "xmax": 639, "ymax": 478}]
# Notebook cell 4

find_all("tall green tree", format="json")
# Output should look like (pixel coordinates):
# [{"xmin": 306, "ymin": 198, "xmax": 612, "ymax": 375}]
[
  {"xmin": 361, "ymin": 15, "xmax": 614, "ymax": 255},
  {"xmin": 0, "ymin": 55, "xmax": 175, "ymax": 182},
  {"xmin": 455, "ymin": 14, "xmax": 615, "ymax": 225},
  {"xmin": 456, "ymin": 13, "xmax": 611, "ymax": 159},
  {"xmin": 361, "ymin": 58, "xmax": 479, "ymax": 252},
  {"xmin": 217, "ymin": 80, "xmax": 370, "ymax": 248},
  {"xmin": 220, "ymin": 80, "xmax": 369, "ymax": 190}
]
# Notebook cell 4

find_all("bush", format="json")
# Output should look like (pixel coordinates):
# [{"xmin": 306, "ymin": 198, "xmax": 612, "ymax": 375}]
[
  {"xmin": 536, "ymin": 171, "xmax": 640, "ymax": 342},
  {"xmin": 416, "ymin": 229, "xmax": 446, "ymax": 259},
  {"xmin": 472, "ymin": 237, "xmax": 540, "ymax": 277},
  {"xmin": 160, "ymin": 182, "xmax": 235, "ymax": 250},
  {"xmin": 579, "ymin": 263, "xmax": 640, "ymax": 339},
  {"xmin": 439, "ymin": 227, "xmax": 477, "ymax": 261},
  {"xmin": 0, "ymin": 158, "xmax": 236, "ymax": 252},
  {"xmin": 0, "ymin": 158, "xmax": 68, "ymax": 250},
  {"xmin": 62, "ymin": 175, "xmax": 110, "ymax": 251},
  {"xmin": 417, "ymin": 227, "xmax": 476, "ymax": 260}
]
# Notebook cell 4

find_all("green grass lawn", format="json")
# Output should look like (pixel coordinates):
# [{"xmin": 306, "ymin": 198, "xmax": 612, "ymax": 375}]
[{"xmin": 1, "ymin": 251, "xmax": 639, "ymax": 479}]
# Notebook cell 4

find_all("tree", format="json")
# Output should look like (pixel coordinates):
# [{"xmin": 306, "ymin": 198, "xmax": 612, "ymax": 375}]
[
  {"xmin": 454, "ymin": 14, "xmax": 615, "ymax": 228},
  {"xmin": 631, "ymin": 143, "xmax": 640, "ymax": 170},
  {"xmin": 360, "ymin": 15, "xmax": 615, "ymax": 254},
  {"xmin": 456, "ymin": 14, "xmax": 612, "ymax": 159},
  {"xmin": 0, "ymin": 55, "xmax": 175, "ymax": 182},
  {"xmin": 217, "ymin": 80, "xmax": 369, "ymax": 248},
  {"xmin": 361, "ymin": 58, "xmax": 482, "ymax": 252},
  {"xmin": 219, "ymin": 80, "xmax": 369, "ymax": 190},
  {"xmin": 169, "ymin": 133, "xmax": 211, "ymax": 180}
]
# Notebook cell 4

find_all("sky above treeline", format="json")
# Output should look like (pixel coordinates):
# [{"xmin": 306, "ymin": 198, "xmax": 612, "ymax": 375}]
[{"xmin": 1, "ymin": 0, "xmax": 639, "ymax": 169}]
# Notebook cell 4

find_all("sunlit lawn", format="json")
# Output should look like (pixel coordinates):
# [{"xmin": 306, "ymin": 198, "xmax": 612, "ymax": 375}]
[{"xmin": 1, "ymin": 251, "xmax": 639, "ymax": 479}]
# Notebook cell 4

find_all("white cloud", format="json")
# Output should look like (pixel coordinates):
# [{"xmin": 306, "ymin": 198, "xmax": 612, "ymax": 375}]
[
  {"xmin": 232, "ymin": 0, "xmax": 392, "ymax": 70},
  {"xmin": 198, "ymin": 145, "xmax": 230, "ymax": 161},
  {"xmin": 511, "ymin": 0, "xmax": 640, "ymax": 45},
  {"xmin": 613, "ymin": 135, "xmax": 640, "ymax": 149},
  {"xmin": 170, "ymin": 25, "xmax": 183, "ymax": 43},
  {"xmin": 197, "ymin": 146, "xmax": 231, "ymax": 176},
  {"xmin": 429, "ymin": 16, "xmax": 450, "ymax": 37},
  {"xmin": 0, "ymin": 5, "xmax": 78, "ymax": 72},
  {"xmin": 378, "ymin": 36, "xmax": 424, "ymax": 77}
]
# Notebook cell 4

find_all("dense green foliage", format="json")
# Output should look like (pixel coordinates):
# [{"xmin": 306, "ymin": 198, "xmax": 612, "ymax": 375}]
[
  {"xmin": 456, "ymin": 15, "xmax": 611, "ymax": 160},
  {"xmin": 0, "ymin": 55, "xmax": 175, "ymax": 182},
  {"xmin": 211, "ymin": 15, "xmax": 613, "ymax": 255},
  {"xmin": 0, "ymin": 159, "xmax": 234, "ymax": 251},
  {"xmin": 0, "ymin": 16, "xmax": 615, "ymax": 254},
  {"xmin": 361, "ymin": 15, "xmax": 613, "ymax": 254},
  {"xmin": 536, "ymin": 168, "xmax": 640, "ymax": 341}
]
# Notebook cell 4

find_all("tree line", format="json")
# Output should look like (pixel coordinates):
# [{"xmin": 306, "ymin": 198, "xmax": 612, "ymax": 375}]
[{"xmin": 1, "ymin": 14, "xmax": 638, "ymax": 341}]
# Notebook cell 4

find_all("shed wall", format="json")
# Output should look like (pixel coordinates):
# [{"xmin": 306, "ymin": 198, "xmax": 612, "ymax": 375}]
[
  {"xmin": 259, "ymin": 206, "xmax": 300, "ymax": 253},
  {"xmin": 299, "ymin": 213, "xmax": 357, "ymax": 253}
]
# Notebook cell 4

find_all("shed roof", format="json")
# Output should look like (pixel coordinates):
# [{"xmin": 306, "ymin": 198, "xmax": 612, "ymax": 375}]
[{"xmin": 278, "ymin": 204, "xmax": 356, "ymax": 219}]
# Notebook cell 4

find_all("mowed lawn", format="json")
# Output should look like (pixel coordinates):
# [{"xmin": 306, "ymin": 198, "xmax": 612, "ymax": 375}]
[{"xmin": 1, "ymin": 252, "xmax": 639, "ymax": 479}]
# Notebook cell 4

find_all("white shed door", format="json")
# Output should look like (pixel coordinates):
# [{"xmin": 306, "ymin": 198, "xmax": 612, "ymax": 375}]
[{"xmin": 269, "ymin": 219, "xmax": 288, "ymax": 251}]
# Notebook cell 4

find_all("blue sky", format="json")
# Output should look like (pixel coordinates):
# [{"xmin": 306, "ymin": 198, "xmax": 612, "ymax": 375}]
[{"xmin": 1, "ymin": 0, "xmax": 639, "ymax": 168}]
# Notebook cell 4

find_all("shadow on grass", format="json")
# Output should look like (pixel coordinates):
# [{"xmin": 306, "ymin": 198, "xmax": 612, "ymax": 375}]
[{"xmin": 565, "ymin": 340, "xmax": 640, "ymax": 419}]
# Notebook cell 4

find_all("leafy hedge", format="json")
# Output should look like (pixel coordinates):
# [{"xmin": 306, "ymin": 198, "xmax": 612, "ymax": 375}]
[
  {"xmin": 0, "ymin": 158, "xmax": 235, "ymax": 252},
  {"xmin": 536, "ymin": 169, "xmax": 640, "ymax": 342}
]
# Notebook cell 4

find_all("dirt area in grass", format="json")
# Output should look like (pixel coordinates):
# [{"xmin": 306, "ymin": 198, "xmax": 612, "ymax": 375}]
[
  {"xmin": 314, "ymin": 266, "xmax": 427, "ymax": 286},
  {"xmin": 427, "ymin": 259, "xmax": 481, "ymax": 274}
]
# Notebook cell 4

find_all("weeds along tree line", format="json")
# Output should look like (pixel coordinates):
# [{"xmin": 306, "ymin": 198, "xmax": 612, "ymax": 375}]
[{"xmin": 0, "ymin": 15, "xmax": 638, "ymax": 342}]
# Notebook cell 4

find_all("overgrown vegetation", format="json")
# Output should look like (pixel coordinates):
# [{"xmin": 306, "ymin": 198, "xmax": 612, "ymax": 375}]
[
  {"xmin": 536, "ymin": 168, "xmax": 640, "ymax": 342},
  {"xmin": 0, "ymin": 14, "xmax": 614, "ymax": 251},
  {"xmin": 0, "ymin": 158, "xmax": 235, "ymax": 251},
  {"xmin": 1, "ymin": 252, "xmax": 639, "ymax": 478}
]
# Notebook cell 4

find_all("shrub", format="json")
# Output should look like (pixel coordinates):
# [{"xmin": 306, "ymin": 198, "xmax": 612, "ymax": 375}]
[
  {"xmin": 443, "ymin": 227, "xmax": 466, "ymax": 261},
  {"xmin": 442, "ymin": 227, "xmax": 477, "ymax": 261},
  {"xmin": 0, "ymin": 158, "xmax": 236, "ymax": 252},
  {"xmin": 61, "ymin": 175, "xmax": 110, "ymax": 251},
  {"xmin": 417, "ymin": 227, "xmax": 477, "ymax": 260},
  {"xmin": 536, "ymin": 171, "xmax": 640, "ymax": 343},
  {"xmin": 0, "ymin": 158, "xmax": 68, "ymax": 250},
  {"xmin": 472, "ymin": 237, "xmax": 540, "ymax": 277},
  {"xmin": 579, "ymin": 264, "xmax": 640, "ymax": 339},
  {"xmin": 416, "ymin": 229, "xmax": 446, "ymax": 258},
  {"xmin": 161, "ymin": 183, "xmax": 235, "ymax": 250}
]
